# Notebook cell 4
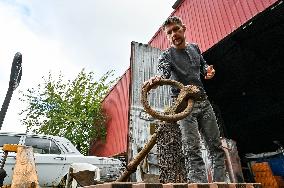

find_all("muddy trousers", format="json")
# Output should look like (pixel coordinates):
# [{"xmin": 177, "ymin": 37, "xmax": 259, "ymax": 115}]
[{"xmin": 179, "ymin": 99, "xmax": 225, "ymax": 183}]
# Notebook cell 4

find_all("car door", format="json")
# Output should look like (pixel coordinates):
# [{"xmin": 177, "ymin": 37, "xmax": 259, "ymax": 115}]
[{"xmin": 24, "ymin": 136, "xmax": 69, "ymax": 187}]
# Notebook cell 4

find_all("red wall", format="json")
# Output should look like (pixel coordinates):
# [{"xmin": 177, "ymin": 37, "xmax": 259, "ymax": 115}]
[
  {"xmin": 149, "ymin": 0, "xmax": 278, "ymax": 52},
  {"xmin": 90, "ymin": 69, "xmax": 131, "ymax": 156}
]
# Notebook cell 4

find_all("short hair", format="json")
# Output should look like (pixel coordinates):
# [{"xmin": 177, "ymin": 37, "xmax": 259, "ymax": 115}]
[{"xmin": 162, "ymin": 16, "xmax": 183, "ymax": 31}]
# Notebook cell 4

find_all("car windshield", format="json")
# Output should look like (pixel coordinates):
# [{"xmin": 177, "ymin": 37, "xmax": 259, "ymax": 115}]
[
  {"xmin": 25, "ymin": 137, "xmax": 61, "ymax": 154},
  {"xmin": 0, "ymin": 135, "xmax": 21, "ymax": 147}
]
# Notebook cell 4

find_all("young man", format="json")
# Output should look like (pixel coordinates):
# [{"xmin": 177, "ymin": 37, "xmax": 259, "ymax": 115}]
[{"xmin": 148, "ymin": 16, "xmax": 225, "ymax": 183}]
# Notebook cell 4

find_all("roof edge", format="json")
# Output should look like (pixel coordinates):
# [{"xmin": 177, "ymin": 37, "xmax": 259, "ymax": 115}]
[{"xmin": 172, "ymin": 0, "xmax": 183, "ymax": 9}]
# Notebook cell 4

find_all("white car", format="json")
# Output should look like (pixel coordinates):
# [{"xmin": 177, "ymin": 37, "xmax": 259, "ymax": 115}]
[{"xmin": 0, "ymin": 132, "xmax": 124, "ymax": 187}]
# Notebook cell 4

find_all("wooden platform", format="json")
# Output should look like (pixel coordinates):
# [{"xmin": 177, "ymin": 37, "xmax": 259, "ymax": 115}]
[{"xmin": 82, "ymin": 182, "xmax": 262, "ymax": 188}]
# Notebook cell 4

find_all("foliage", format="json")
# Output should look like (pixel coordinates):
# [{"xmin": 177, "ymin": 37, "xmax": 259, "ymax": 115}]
[{"xmin": 19, "ymin": 69, "xmax": 116, "ymax": 155}]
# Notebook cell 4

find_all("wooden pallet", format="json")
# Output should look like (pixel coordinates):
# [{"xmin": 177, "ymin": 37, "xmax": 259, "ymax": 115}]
[{"xmin": 82, "ymin": 182, "xmax": 262, "ymax": 188}]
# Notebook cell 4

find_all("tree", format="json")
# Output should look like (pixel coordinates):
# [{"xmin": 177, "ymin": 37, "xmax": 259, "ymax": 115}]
[{"xmin": 19, "ymin": 69, "xmax": 116, "ymax": 155}]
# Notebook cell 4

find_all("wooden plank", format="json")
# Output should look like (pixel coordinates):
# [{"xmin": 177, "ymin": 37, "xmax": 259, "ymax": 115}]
[
  {"xmin": 133, "ymin": 183, "xmax": 163, "ymax": 188},
  {"xmin": 188, "ymin": 183, "xmax": 218, "ymax": 188},
  {"xmin": 10, "ymin": 146, "xmax": 39, "ymax": 188},
  {"xmin": 80, "ymin": 183, "xmax": 262, "ymax": 188},
  {"xmin": 96, "ymin": 182, "xmax": 133, "ymax": 188}
]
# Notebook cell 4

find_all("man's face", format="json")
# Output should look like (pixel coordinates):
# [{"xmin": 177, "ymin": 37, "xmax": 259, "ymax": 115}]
[{"xmin": 164, "ymin": 23, "xmax": 186, "ymax": 49}]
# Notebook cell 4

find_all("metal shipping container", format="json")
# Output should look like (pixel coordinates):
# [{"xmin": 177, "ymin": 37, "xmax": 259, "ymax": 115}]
[
  {"xmin": 91, "ymin": 0, "xmax": 282, "ymax": 181},
  {"xmin": 90, "ymin": 69, "xmax": 131, "ymax": 157}
]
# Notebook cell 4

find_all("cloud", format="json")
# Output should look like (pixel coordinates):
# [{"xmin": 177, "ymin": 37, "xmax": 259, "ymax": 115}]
[
  {"xmin": 0, "ymin": 1, "xmax": 79, "ymax": 132},
  {"xmin": 0, "ymin": 0, "xmax": 175, "ymax": 132}
]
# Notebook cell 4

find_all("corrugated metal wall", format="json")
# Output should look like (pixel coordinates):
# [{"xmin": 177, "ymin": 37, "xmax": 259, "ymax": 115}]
[
  {"xmin": 149, "ymin": 0, "xmax": 278, "ymax": 51},
  {"xmin": 129, "ymin": 42, "xmax": 173, "ymax": 181},
  {"xmin": 90, "ymin": 69, "xmax": 131, "ymax": 157}
]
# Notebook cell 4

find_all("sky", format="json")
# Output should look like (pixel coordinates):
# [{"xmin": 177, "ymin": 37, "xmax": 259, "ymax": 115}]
[{"xmin": 0, "ymin": 0, "xmax": 176, "ymax": 132}]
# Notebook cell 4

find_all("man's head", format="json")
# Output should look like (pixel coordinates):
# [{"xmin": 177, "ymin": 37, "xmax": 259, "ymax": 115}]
[{"xmin": 162, "ymin": 16, "xmax": 186, "ymax": 49}]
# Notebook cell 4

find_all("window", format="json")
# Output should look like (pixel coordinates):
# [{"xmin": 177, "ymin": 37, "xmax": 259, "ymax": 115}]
[
  {"xmin": 0, "ymin": 135, "xmax": 21, "ymax": 147},
  {"xmin": 25, "ymin": 137, "xmax": 61, "ymax": 154}
]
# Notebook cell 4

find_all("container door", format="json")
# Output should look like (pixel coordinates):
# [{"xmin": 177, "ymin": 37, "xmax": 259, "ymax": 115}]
[{"xmin": 129, "ymin": 42, "xmax": 172, "ymax": 181}]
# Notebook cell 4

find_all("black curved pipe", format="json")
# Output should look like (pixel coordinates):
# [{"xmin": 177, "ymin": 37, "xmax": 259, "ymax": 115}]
[{"xmin": 0, "ymin": 52, "xmax": 22, "ymax": 129}]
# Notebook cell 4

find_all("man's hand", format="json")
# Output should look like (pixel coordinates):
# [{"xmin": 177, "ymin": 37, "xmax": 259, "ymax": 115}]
[
  {"xmin": 143, "ymin": 75, "xmax": 162, "ymax": 89},
  {"xmin": 205, "ymin": 65, "xmax": 215, "ymax": 79}
]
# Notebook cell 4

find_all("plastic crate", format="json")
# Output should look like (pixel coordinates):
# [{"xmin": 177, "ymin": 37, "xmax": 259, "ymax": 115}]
[{"xmin": 268, "ymin": 154, "xmax": 284, "ymax": 176}]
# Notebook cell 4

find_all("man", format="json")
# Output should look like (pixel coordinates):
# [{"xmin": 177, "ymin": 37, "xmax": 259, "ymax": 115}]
[{"xmin": 147, "ymin": 16, "xmax": 225, "ymax": 183}]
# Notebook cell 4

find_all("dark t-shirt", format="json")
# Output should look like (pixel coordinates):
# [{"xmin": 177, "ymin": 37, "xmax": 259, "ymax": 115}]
[{"xmin": 158, "ymin": 43, "xmax": 209, "ymax": 96}]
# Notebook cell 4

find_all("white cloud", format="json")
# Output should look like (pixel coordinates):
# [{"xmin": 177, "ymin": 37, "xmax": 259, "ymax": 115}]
[
  {"xmin": 0, "ymin": 0, "xmax": 176, "ymax": 132},
  {"xmin": 0, "ymin": 2, "xmax": 80, "ymax": 132}
]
